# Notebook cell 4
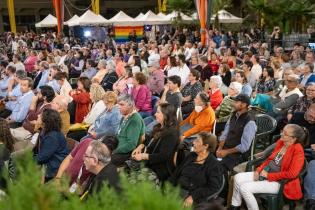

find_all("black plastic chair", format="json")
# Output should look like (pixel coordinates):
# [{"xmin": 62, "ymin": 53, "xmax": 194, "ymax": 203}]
[
  {"xmin": 207, "ymin": 174, "xmax": 225, "ymax": 201},
  {"xmin": 250, "ymin": 114, "xmax": 277, "ymax": 160},
  {"xmin": 246, "ymin": 157, "xmax": 308, "ymax": 210}
]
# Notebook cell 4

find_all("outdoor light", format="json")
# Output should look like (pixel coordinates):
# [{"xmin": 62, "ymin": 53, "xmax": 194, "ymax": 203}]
[{"xmin": 84, "ymin": 30, "xmax": 91, "ymax": 37}]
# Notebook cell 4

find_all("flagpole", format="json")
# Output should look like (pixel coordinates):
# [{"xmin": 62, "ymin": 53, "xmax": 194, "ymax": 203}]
[
  {"xmin": 200, "ymin": 0, "xmax": 206, "ymax": 46},
  {"xmin": 7, "ymin": 0, "xmax": 16, "ymax": 33}
]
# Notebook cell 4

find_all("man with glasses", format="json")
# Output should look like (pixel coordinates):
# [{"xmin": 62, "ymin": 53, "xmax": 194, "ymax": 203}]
[
  {"xmin": 290, "ymin": 103, "xmax": 315, "ymax": 148},
  {"xmin": 80, "ymin": 140, "xmax": 120, "ymax": 200},
  {"xmin": 269, "ymin": 74, "xmax": 303, "ymax": 121}
]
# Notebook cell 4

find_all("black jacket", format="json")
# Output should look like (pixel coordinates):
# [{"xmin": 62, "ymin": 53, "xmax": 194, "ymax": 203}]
[
  {"xmin": 171, "ymin": 152, "xmax": 223, "ymax": 204},
  {"xmin": 146, "ymin": 126, "xmax": 179, "ymax": 181},
  {"xmin": 82, "ymin": 163, "xmax": 120, "ymax": 200},
  {"xmin": 101, "ymin": 71, "xmax": 118, "ymax": 91}
]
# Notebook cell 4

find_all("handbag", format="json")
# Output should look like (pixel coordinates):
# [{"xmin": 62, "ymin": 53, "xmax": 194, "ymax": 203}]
[{"xmin": 125, "ymin": 138, "xmax": 162, "ymax": 185}]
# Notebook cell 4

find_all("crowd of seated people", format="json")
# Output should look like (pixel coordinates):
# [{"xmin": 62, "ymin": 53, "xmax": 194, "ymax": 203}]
[{"xmin": 1, "ymin": 28, "xmax": 315, "ymax": 209}]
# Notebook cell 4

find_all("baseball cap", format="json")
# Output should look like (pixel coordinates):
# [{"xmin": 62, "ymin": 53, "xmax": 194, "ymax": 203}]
[{"xmin": 231, "ymin": 94, "xmax": 251, "ymax": 105}]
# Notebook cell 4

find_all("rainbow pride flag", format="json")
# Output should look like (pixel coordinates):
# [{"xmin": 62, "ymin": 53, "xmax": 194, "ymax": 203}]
[{"xmin": 114, "ymin": 26, "xmax": 144, "ymax": 43}]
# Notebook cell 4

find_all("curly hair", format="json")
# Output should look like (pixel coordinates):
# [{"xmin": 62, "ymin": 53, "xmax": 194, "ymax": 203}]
[
  {"xmin": 0, "ymin": 118, "xmax": 15, "ymax": 152},
  {"xmin": 41, "ymin": 109, "xmax": 62, "ymax": 135},
  {"xmin": 90, "ymin": 84, "xmax": 105, "ymax": 103}
]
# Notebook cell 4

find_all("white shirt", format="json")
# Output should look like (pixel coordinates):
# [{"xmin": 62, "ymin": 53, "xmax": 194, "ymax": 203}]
[
  {"xmin": 10, "ymin": 62, "xmax": 25, "ymax": 71},
  {"xmin": 168, "ymin": 64, "xmax": 190, "ymax": 86},
  {"xmin": 83, "ymin": 100, "xmax": 106, "ymax": 125},
  {"xmin": 60, "ymin": 80, "xmax": 73, "ymax": 103},
  {"xmin": 251, "ymin": 63, "xmax": 262, "ymax": 81}
]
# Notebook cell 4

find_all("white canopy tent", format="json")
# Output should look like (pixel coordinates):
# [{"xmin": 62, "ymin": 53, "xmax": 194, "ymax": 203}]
[
  {"xmin": 35, "ymin": 14, "xmax": 57, "ymax": 28},
  {"xmin": 157, "ymin": 12, "xmax": 167, "ymax": 19},
  {"xmin": 211, "ymin": 10, "xmax": 242, "ymax": 23},
  {"xmin": 136, "ymin": 10, "xmax": 171, "ymax": 25},
  {"xmin": 108, "ymin": 11, "xmax": 138, "ymax": 26},
  {"xmin": 135, "ymin": 13, "xmax": 144, "ymax": 20},
  {"xmin": 64, "ymin": 15, "xmax": 79, "ymax": 26},
  {"xmin": 68, "ymin": 10, "xmax": 109, "ymax": 26},
  {"xmin": 165, "ymin": 11, "xmax": 193, "ymax": 22}
]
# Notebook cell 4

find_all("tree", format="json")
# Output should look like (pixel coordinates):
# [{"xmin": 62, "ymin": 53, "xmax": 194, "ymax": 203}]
[
  {"xmin": 168, "ymin": 0, "xmax": 195, "ymax": 16},
  {"xmin": 212, "ymin": 0, "xmax": 233, "ymax": 29},
  {"xmin": 247, "ymin": 0, "xmax": 315, "ymax": 32}
]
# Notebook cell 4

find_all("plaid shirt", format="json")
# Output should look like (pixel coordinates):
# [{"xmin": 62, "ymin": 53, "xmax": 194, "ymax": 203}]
[{"xmin": 288, "ymin": 96, "xmax": 315, "ymax": 114}]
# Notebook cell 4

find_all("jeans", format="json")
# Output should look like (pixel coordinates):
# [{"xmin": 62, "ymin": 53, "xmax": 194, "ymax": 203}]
[
  {"xmin": 305, "ymin": 160, "xmax": 315, "ymax": 200},
  {"xmin": 139, "ymin": 111, "xmax": 152, "ymax": 119},
  {"xmin": 232, "ymin": 172, "xmax": 280, "ymax": 210},
  {"xmin": 180, "ymin": 124, "xmax": 197, "ymax": 142},
  {"xmin": 144, "ymin": 116, "xmax": 158, "ymax": 136}
]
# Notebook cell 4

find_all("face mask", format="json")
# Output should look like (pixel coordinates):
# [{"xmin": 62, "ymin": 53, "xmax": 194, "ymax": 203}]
[{"xmin": 195, "ymin": 105, "xmax": 203, "ymax": 113}]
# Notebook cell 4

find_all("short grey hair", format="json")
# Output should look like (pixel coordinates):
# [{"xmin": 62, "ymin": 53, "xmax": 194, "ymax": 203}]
[
  {"xmin": 15, "ymin": 69, "xmax": 27, "ymax": 79},
  {"xmin": 118, "ymin": 94, "xmax": 135, "ymax": 107},
  {"xmin": 98, "ymin": 59, "xmax": 107, "ymax": 69},
  {"xmin": 288, "ymin": 74, "xmax": 300, "ymax": 83},
  {"xmin": 40, "ymin": 61, "xmax": 49, "ymax": 69},
  {"xmin": 89, "ymin": 140, "xmax": 111, "ymax": 164},
  {"xmin": 106, "ymin": 60, "xmax": 116, "ymax": 71},
  {"xmin": 210, "ymin": 75, "xmax": 223, "ymax": 88}
]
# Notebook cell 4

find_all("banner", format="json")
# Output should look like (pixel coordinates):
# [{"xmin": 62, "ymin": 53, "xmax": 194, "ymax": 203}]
[
  {"xmin": 7, "ymin": 0, "xmax": 16, "ymax": 33},
  {"xmin": 194, "ymin": 0, "xmax": 212, "ymax": 45},
  {"xmin": 114, "ymin": 26, "xmax": 143, "ymax": 43},
  {"xmin": 53, "ymin": 0, "xmax": 64, "ymax": 35}
]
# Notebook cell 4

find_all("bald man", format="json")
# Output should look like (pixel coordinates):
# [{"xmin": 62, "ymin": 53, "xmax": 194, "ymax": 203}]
[{"xmin": 51, "ymin": 95, "xmax": 70, "ymax": 135}]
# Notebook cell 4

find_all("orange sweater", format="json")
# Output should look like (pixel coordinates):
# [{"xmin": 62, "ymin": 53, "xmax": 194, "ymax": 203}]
[{"xmin": 180, "ymin": 105, "xmax": 215, "ymax": 137}]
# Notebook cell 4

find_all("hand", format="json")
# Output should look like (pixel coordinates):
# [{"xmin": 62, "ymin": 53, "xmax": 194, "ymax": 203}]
[
  {"xmin": 132, "ymin": 144, "xmax": 144, "ymax": 156},
  {"xmin": 311, "ymin": 144, "xmax": 315, "ymax": 151},
  {"xmin": 287, "ymin": 113, "xmax": 293, "ymax": 121},
  {"xmin": 180, "ymin": 135, "xmax": 185, "ymax": 142},
  {"xmin": 133, "ymin": 153, "xmax": 143, "ymax": 161},
  {"xmin": 216, "ymin": 149, "xmax": 228, "ymax": 158},
  {"xmin": 260, "ymin": 170, "xmax": 268, "ymax": 178},
  {"xmin": 71, "ymin": 63, "xmax": 75, "ymax": 67},
  {"xmin": 254, "ymin": 171, "xmax": 260, "ymax": 181},
  {"xmin": 164, "ymin": 84, "xmax": 169, "ymax": 92},
  {"xmin": 89, "ymin": 131, "xmax": 97, "ymax": 138},
  {"xmin": 183, "ymin": 196, "xmax": 193, "ymax": 207}
]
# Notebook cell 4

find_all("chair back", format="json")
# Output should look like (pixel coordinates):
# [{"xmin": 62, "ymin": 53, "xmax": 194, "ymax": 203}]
[{"xmin": 250, "ymin": 114, "xmax": 277, "ymax": 160}]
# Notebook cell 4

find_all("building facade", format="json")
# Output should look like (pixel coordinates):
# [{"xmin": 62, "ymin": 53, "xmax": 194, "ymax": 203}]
[{"xmin": 0, "ymin": 0, "xmax": 157, "ymax": 33}]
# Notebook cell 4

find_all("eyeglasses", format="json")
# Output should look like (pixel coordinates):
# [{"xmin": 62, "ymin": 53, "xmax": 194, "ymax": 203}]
[
  {"xmin": 84, "ymin": 154, "xmax": 96, "ymax": 160},
  {"xmin": 287, "ymin": 80, "xmax": 296, "ymax": 83},
  {"xmin": 306, "ymin": 89, "xmax": 315, "ymax": 92},
  {"xmin": 281, "ymin": 132, "xmax": 295, "ymax": 138}
]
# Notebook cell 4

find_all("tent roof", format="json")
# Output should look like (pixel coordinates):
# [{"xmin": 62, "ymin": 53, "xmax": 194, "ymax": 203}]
[
  {"xmin": 64, "ymin": 15, "xmax": 79, "ymax": 26},
  {"xmin": 68, "ymin": 10, "xmax": 109, "ymax": 26},
  {"xmin": 211, "ymin": 10, "xmax": 242, "ymax": 23},
  {"xmin": 136, "ymin": 10, "xmax": 170, "ymax": 25},
  {"xmin": 109, "ymin": 11, "xmax": 139, "ymax": 26},
  {"xmin": 135, "ymin": 13, "xmax": 144, "ymax": 20},
  {"xmin": 165, "ymin": 11, "xmax": 193, "ymax": 22},
  {"xmin": 157, "ymin": 12, "xmax": 167, "ymax": 19},
  {"xmin": 35, "ymin": 14, "xmax": 57, "ymax": 28}
]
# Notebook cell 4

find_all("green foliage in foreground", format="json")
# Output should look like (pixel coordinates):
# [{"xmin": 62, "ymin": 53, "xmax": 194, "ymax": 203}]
[{"xmin": 0, "ymin": 152, "xmax": 189, "ymax": 210}]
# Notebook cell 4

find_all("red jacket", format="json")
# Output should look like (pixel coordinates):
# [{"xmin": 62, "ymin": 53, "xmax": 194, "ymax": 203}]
[
  {"xmin": 208, "ymin": 89, "xmax": 223, "ymax": 110},
  {"xmin": 71, "ymin": 91, "xmax": 91, "ymax": 123},
  {"xmin": 257, "ymin": 140, "xmax": 305, "ymax": 200}
]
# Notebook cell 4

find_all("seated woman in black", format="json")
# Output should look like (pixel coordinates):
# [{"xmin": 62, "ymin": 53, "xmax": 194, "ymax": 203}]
[
  {"xmin": 0, "ymin": 118, "xmax": 15, "ymax": 190},
  {"xmin": 132, "ymin": 103, "xmax": 179, "ymax": 182},
  {"xmin": 171, "ymin": 132, "xmax": 223, "ymax": 207}
]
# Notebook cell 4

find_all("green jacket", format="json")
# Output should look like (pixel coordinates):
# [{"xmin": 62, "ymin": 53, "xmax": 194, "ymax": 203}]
[
  {"xmin": 215, "ymin": 96, "xmax": 234, "ymax": 123},
  {"xmin": 114, "ymin": 112, "xmax": 145, "ymax": 154}
]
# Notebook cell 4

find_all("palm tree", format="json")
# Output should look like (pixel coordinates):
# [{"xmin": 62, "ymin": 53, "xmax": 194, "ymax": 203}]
[{"xmin": 247, "ymin": 0, "xmax": 270, "ymax": 28}]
